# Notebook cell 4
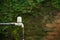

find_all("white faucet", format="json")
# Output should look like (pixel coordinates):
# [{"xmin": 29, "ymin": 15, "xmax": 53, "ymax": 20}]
[{"xmin": 15, "ymin": 16, "xmax": 24, "ymax": 28}]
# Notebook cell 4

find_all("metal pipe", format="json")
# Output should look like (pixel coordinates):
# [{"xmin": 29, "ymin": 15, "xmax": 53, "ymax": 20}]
[{"xmin": 0, "ymin": 23, "xmax": 15, "ymax": 25}]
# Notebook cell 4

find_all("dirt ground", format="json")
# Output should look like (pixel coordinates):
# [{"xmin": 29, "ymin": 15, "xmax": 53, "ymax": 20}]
[{"xmin": 44, "ymin": 13, "xmax": 60, "ymax": 40}]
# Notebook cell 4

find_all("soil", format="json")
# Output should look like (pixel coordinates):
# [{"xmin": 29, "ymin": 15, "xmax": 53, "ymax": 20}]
[{"xmin": 44, "ymin": 13, "xmax": 60, "ymax": 40}]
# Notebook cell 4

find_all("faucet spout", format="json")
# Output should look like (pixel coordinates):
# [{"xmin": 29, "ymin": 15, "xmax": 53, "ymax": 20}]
[
  {"xmin": 21, "ymin": 23, "xmax": 24, "ymax": 28},
  {"xmin": 15, "ymin": 23, "xmax": 24, "ymax": 28}
]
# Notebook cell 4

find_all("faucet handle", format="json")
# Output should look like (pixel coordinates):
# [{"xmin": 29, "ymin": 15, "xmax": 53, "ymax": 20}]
[{"xmin": 17, "ymin": 16, "xmax": 22, "ymax": 23}]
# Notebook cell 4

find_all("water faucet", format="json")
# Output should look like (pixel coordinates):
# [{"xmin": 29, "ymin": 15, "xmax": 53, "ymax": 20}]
[{"xmin": 15, "ymin": 16, "xmax": 24, "ymax": 28}]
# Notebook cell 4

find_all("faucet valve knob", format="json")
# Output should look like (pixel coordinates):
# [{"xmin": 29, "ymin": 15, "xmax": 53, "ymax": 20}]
[{"xmin": 17, "ymin": 16, "xmax": 22, "ymax": 23}]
